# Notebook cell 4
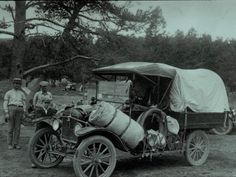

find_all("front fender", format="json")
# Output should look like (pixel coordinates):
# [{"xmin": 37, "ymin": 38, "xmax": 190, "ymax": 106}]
[
  {"xmin": 41, "ymin": 119, "xmax": 54, "ymax": 125},
  {"xmin": 74, "ymin": 127, "xmax": 98, "ymax": 136},
  {"xmin": 137, "ymin": 107, "xmax": 167, "ymax": 136},
  {"xmin": 75, "ymin": 127, "xmax": 129, "ymax": 152},
  {"xmin": 34, "ymin": 117, "xmax": 54, "ymax": 130}
]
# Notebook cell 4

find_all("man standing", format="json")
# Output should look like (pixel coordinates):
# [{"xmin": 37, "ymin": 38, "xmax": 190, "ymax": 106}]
[
  {"xmin": 33, "ymin": 81, "xmax": 52, "ymax": 109},
  {"xmin": 3, "ymin": 78, "xmax": 26, "ymax": 150}
]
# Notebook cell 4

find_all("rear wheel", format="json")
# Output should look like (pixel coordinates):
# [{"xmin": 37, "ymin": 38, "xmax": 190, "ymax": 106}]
[
  {"xmin": 73, "ymin": 135, "xmax": 117, "ymax": 177},
  {"xmin": 185, "ymin": 130, "xmax": 209, "ymax": 166},
  {"xmin": 212, "ymin": 119, "xmax": 233, "ymax": 135}
]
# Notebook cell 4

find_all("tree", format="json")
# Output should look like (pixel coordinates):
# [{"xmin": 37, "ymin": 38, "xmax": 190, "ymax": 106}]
[
  {"xmin": 32, "ymin": 1, "xmax": 166, "ymax": 58},
  {"xmin": 0, "ymin": 0, "xmax": 165, "ymax": 77},
  {"xmin": 145, "ymin": 6, "xmax": 166, "ymax": 38},
  {"xmin": 0, "ymin": 1, "xmax": 26, "ymax": 78}
]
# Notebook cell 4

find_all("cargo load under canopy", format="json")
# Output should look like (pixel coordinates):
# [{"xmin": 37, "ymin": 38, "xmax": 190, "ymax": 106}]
[{"xmin": 93, "ymin": 62, "xmax": 229, "ymax": 113}]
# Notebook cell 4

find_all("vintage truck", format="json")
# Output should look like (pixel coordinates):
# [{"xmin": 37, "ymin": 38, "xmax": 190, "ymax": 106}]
[{"xmin": 28, "ymin": 62, "xmax": 233, "ymax": 177}]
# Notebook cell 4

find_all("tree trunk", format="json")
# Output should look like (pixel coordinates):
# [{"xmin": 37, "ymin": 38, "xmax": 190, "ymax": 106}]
[
  {"xmin": 54, "ymin": 2, "xmax": 86, "ymax": 56},
  {"xmin": 11, "ymin": 1, "xmax": 26, "ymax": 78}
]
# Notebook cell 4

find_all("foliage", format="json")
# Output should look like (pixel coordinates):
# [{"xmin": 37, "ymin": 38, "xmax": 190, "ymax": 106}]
[
  {"xmin": 29, "ymin": 0, "xmax": 166, "ymax": 68},
  {"xmin": 35, "ymin": 1, "xmax": 165, "ymax": 36},
  {"xmin": 1, "ymin": 25, "xmax": 236, "ymax": 90}
]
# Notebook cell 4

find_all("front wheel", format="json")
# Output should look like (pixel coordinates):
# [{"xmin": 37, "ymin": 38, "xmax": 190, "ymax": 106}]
[
  {"xmin": 211, "ymin": 119, "xmax": 233, "ymax": 135},
  {"xmin": 73, "ymin": 135, "xmax": 117, "ymax": 177},
  {"xmin": 28, "ymin": 128, "xmax": 64, "ymax": 168},
  {"xmin": 185, "ymin": 130, "xmax": 209, "ymax": 166}
]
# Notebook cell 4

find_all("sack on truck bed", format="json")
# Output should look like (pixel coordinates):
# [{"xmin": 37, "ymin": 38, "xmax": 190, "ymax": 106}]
[
  {"xmin": 89, "ymin": 101, "xmax": 145, "ymax": 149},
  {"xmin": 166, "ymin": 116, "xmax": 180, "ymax": 135}
]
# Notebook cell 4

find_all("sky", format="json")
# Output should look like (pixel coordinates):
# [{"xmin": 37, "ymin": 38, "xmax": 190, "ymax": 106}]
[
  {"xmin": 132, "ymin": 0, "xmax": 236, "ymax": 40},
  {"xmin": 0, "ymin": 1, "xmax": 236, "ymax": 40}
]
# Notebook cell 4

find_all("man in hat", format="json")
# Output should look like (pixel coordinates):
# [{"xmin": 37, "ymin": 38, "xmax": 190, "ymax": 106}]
[
  {"xmin": 3, "ymin": 78, "xmax": 26, "ymax": 150},
  {"xmin": 33, "ymin": 81, "xmax": 52, "ymax": 109}
]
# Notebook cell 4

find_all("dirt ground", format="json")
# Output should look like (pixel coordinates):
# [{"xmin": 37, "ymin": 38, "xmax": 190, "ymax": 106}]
[{"xmin": 0, "ymin": 123, "xmax": 236, "ymax": 177}]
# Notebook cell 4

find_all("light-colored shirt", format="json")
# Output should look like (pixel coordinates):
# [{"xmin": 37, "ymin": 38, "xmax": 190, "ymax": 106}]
[
  {"xmin": 33, "ymin": 91, "xmax": 52, "ymax": 107},
  {"xmin": 3, "ymin": 89, "xmax": 26, "ymax": 113}
]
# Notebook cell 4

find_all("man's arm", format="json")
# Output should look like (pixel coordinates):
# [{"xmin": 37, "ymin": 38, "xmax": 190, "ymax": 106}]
[
  {"xmin": 3, "ymin": 91, "xmax": 9, "ymax": 114},
  {"xmin": 22, "ymin": 92, "xmax": 26, "ymax": 112}
]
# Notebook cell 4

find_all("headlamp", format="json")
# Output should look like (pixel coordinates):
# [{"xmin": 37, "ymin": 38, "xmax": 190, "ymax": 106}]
[
  {"xmin": 52, "ymin": 119, "xmax": 60, "ymax": 131},
  {"xmin": 74, "ymin": 123, "xmax": 82, "ymax": 135}
]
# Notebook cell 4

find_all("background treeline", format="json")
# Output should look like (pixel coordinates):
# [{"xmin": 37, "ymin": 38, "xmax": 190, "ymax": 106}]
[{"xmin": 0, "ymin": 28, "xmax": 236, "ymax": 90}]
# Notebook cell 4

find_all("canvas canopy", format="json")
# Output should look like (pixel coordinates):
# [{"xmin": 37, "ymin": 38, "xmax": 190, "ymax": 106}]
[{"xmin": 93, "ymin": 62, "xmax": 229, "ymax": 113}]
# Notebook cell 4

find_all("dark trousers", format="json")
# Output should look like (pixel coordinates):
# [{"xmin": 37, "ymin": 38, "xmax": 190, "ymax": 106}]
[{"xmin": 7, "ymin": 105, "xmax": 24, "ymax": 146}]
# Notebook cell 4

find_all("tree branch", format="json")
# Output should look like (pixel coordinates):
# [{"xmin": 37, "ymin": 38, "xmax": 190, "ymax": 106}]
[
  {"xmin": 26, "ymin": 1, "xmax": 44, "ymax": 9},
  {"xmin": 79, "ymin": 14, "xmax": 106, "ymax": 23},
  {"xmin": 26, "ymin": 23, "xmax": 62, "ymax": 32},
  {"xmin": 73, "ymin": 25, "xmax": 101, "ymax": 36},
  {"xmin": 26, "ymin": 17, "xmax": 66, "ymax": 29},
  {"xmin": 7, "ymin": 5, "xmax": 15, "ymax": 22},
  {"xmin": 0, "ymin": 30, "xmax": 17, "ymax": 38},
  {"xmin": 23, "ymin": 55, "xmax": 100, "ymax": 77},
  {"xmin": 25, "ymin": 32, "xmax": 45, "ymax": 38},
  {"xmin": 27, "ymin": 17, "xmax": 101, "ymax": 37},
  {"xmin": 0, "ymin": 4, "xmax": 15, "ymax": 22},
  {"xmin": 55, "ymin": 2, "xmax": 72, "ymax": 16}
]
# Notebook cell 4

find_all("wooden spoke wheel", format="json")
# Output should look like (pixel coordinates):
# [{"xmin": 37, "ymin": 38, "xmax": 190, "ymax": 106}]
[
  {"xmin": 28, "ymin": 128, "xmax": 64, "ymax": 168},
  {"xmin": 185, "ymin": 130, "xmax": 209, "ymax": 166},
  {"xmin": 73, "ymin": 135, "xmax": 116, "ymax": 177}
]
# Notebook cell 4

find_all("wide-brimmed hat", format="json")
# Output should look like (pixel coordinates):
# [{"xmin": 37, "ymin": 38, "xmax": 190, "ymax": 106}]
[
  {"xmin": 13, "ymin": 78, "xmax": 22, "ymax": 84},
  {"xmin": 40, "ymin": 81, "xmax": 49, "ymax": 87}
]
